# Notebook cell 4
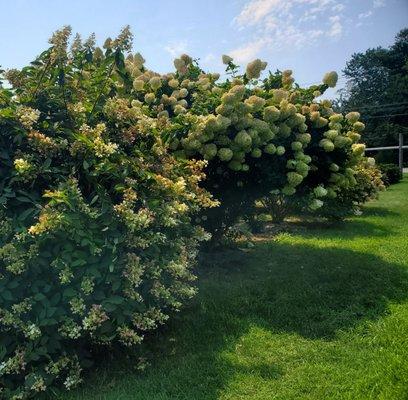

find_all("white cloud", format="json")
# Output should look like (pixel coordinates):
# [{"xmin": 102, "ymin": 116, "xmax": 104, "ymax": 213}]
[
  {"xmin": 299, "ymin": 13, "xmax": 317, "ymax": 22},
  {"xmin": 358, "ymin": 10, "xmax": 373, "ymax": 19},
  {"xmin": 357, "ymin": 1, "xmax": 385, "ymax": 28},
  {"xmin": 200, "ymin": 53, "xmax": 222, "ymax": 70},
  {"xmin": 230, "ymin": 0, "xmax": 345, "ymax": 58},
  {"xmin": 229, "ymin": 39, "xmax": 269, "ymax": 63},
  {"xmin": 264, "ymin": 16, "xmax": 279, "ymax": 30},
  {"xmin": 235, "ymin": 0, "xmax": 340, "ymax": 27},
  {"xmin": 234, "ymin": 0, "xmax": 290, "ymax": 27},
  {"xmin": 328, "ymin": 15, "xmax": 343, "ymax": 37},
  {"xmin": 373, "ymin": 0, "xmax": 386, "ymax": 8},
  {"xmin": 228, "ymin": 26, "xmax": 326, "ymax": 63},
  {"xmin": 306, "ymin": 0, "xmax": 335, "ymax": 15},
  {"xmin": 332, "ymin": 3, "xmax": 345, "ymax": 12},
  {"xmin": 203, "ymin": 53, "xmax": 216, "ymax": 64},
  {"xmin": 164, "ymin": 40, "xmax": 188, "ymax": 57}
]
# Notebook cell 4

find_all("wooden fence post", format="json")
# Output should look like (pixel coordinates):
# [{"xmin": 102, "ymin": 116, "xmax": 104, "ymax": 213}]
[{"xmin": 399, "ymin": 132, "xmax": 403, "ymax": 175}]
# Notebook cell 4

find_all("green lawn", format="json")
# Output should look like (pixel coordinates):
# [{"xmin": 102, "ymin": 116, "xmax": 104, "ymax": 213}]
[{"xmin": 57, "ymin": 177, "xmax": 408, "ymax": 400}]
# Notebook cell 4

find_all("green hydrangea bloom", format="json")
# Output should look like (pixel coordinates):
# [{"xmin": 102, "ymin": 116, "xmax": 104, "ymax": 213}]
[
  {"xmin": 310, "ymin": 198, "xmax": 324, "ymax": 210},
  {"xmin": 313, "ymin": 186, "xmax": 328, "ymax": 198},
  {"xmin": 276, "ymin": 146, "xmax": 286, "ymax": 156},
  {"xmin": 263, "ymin": 106, "xmax": 280, "ymax": 122},
  {"xmin": 287, "ymin": 172, "xmax": 303, "ymax": 187},
  {"xmin": 291, "ymin": 141, "xmax": 303, "ymax": 151},
  {"xmin": 234, "ymin": 130, "xmax": 252, "ymax": 148},
  {"xmin": 324, "ymin": 130, "xmax": 338, "ymax": 140},
  {"xmin": 345, "ymin": 112, "xmax": 360, "ymax": 123},
  {"xmin": 353, "ymin": 121, "xmax": 365, "ymax": 132},
  {"xmin": 251, "ymin": 148, "xmax": 262, "ymax": 158},
  {"xmin": 228, "ymin": 160, "xmax": 243, "ymax": 171},
  {"xmin": 282, "ymin": 185, "xmax": 296, "ymax": 195},
  {"xmin": 264, "ymin": 143, "xmax": 276, "ymax": 154},
  {"xmin": 319, "ymin": 139, "xmax": 335, "ymax": 152},
  {"xmin": 203, "ymin": 143, "xmax": 217, "ymax": 160},
  {"xmin": 217, "ymin": 147, "xmax": 233, "ymax": 161},
  {"xmin": 295, "ymin": 161, "xmax": 309, "ymax": 174},
  {"xmin": 330, "ymin": 163, "xmax": 339, "ymax": 172}
]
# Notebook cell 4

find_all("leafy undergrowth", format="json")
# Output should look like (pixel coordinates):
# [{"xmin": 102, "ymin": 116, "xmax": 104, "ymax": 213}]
[{"xmin": 52, "ymin": 177, "xmax": 408, "ymax": 400}]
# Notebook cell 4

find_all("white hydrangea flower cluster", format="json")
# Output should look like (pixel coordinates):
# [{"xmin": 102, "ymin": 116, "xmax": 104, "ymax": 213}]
[
  {"xmin": 282, "ymin": 70, "xmax": 295, "ymax": 88},
  {"xmin": 14, "ymin": 158, "xmax": 32, "ymax": 174},
  {"xmin": 74, "ymin": 123, "xmax": 118, "ymax": 158},
  {"xmin": 16, "ymin": 106, "xmax": 40, "ymax": 129},
  {"xmin": 174, "ymin": 54, "xmax": 193, "ymax": 75},
  {"xmin": 246, "ymin": 58, "xmax": 268, "ymax": 80},
  {"xmin": 126, "ymin": 56, "xmax": 217, "ymax": 117},
  {"xmin": 24, "ymin": 323, "xmax": 41, "ymax": 340},
  {"xmin": 322, "ymin": 71, "xmax": 338, "ymax": 88},
  {"xmin": 222, "ymin": 54, "xmax": 233, "ymax": 65}
]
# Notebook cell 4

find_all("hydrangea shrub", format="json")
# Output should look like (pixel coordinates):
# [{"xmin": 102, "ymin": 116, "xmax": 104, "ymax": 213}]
[
  {"xmin": 0, "ymin": 27, "xmax": 216, "ymax": 399},
  {"xmin": 142, "ymin": 54, "xmax": 375, "ymax": 232}
]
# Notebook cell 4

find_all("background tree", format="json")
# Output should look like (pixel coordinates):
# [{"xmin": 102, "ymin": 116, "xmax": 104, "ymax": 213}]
[{"xmin": 337, "ymin": 28, "xmax": 408, "ymax": 164}]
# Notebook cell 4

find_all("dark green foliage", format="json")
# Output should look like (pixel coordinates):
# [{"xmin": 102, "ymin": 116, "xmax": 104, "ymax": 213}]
[
  {"xmin": 337, "ymin": 28, "xmax": 408, "ymax": 151},
  {"xmin": 379, "ymin": 163, "xmax": 403, "ymax": 185}
]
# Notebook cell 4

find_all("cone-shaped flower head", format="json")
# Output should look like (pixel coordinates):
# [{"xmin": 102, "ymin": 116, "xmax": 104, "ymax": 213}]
[
  {"xmin": 246, "ymin": 59, "xmax": 267, "ymax": 79},
  {"xmin": 222, "ymin": 55, "xmax": 233, "ymax": 64},
  {"xmin": 322, "ymin": 71, "xmax": 338, "ymax": 88}
]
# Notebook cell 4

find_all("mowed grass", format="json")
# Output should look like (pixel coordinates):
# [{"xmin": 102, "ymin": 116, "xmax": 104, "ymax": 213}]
[{"xmin": 56, "ymin": 177, "xmax": 408, "ymax": 400}]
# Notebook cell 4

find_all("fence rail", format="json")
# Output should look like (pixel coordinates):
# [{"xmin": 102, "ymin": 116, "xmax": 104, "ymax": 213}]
[
  {"xmin": 365, "ymin": 132, "xmax": 405, "ymax": 174},
  {"xmin": 365, "ymin": 145, "xmax": 408, "ymax": 151}
]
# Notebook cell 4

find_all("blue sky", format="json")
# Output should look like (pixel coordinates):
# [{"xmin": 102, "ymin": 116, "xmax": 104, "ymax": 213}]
[{"xmin": 1, "ymin": 0, "xmax": 407, "ymax": 97}]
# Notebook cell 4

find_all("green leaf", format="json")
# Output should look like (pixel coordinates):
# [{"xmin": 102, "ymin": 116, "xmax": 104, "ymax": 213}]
[
  {"xmin": 111, "ymin": 280, "xmax": 121, "ymax": 291},
  {"xmin": 102, "ymin": 303, "xmax": 117, "ymax": 312},
  {"xmin": 1, "ymin": 290, "xmax": 13, "ymax": 301},
  {"xmin": 16, "ymin": 196, "xmax": 33, "ymax": 203},
  {"xmin": 105, "ymin": 295, "xmax": 124, "ymax": 305},
  {"xmin": 18, "ymin": 207, "xmax": 35, "ymax": 222},
  {"xmin": 72, "ymin": 259, "xmax": 87, "ymax": 267},
  {"xmin": 7, "ymin": 281, "xmax": 20, "ymax": 289},
  {"xmin": 90, "ymin": 195, "xmax": 99, "ymax": 205},
  {"xmin": 43, "ymin": 158, "xmax": 52, "ymax": 169},
  {"xmin": 63, "ymin": 288, "xmax": 76, "ymax": 298},
  {"xmin": 47, "ymin": 307, "xmax": 58, "ymax": 317},
  {"xmin": 34, "ymin": 293, "xmax": 46, "ymax": 301},
  {"xmin": 50, "ymin": 292, "xmax": 61, "ymax": 305}
]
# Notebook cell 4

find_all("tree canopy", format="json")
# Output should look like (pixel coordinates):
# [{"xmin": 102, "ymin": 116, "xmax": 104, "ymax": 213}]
[{"xmin": 338, "ymin": 28, "xmax": 408, "ymax": 162}]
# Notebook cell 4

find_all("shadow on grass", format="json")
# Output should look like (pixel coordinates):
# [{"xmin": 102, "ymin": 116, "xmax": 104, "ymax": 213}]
[
  {"xmin": 57, "ymin": 238, "xmax": 408, "ymax": 400},
  {"xmin": 362, "ymin": 206, "xmax": 400, "ymax": 218},
  {"xmin": 287, "ymin": 218, "xmax": 396, "ymax": 239}
]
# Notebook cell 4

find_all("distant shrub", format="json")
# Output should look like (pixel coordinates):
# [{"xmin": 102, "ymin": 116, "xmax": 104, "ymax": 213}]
[
  {"xmin": 314, "ymin": 159, "xmax": 385, "ymax": 220},
  {"xmin": 379, "ymin": 163, "xmax": 402, "ymax": 186}
]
